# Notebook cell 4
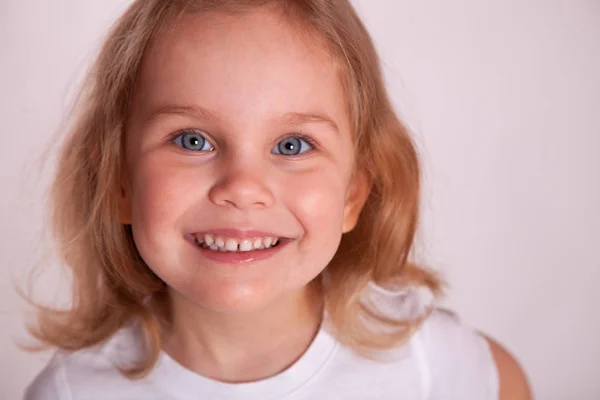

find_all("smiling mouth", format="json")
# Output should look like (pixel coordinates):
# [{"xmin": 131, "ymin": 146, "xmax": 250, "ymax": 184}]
[{"xmin": 192, "ymin": 233, "xmax": 282, "ymax": 253}]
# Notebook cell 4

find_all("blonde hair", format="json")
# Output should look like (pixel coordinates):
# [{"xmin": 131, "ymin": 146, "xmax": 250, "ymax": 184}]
[{"xmin": 29, "ymin": 0, "xmax": 442, "ymax": 377}]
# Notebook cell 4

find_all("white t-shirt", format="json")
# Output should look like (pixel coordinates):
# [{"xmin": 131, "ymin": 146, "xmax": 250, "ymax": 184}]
[{"xmin": 24, "ymin": 287, "xmax": 499, "ymax": 400}]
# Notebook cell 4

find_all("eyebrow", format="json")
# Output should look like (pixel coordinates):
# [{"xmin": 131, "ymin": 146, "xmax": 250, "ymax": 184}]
[
  {"xmin": 279, "ymin": 112, "xmax": 340, "ymax": 135},
  {"xmin": 143, "ymin": 104, "xmax": 340, "ymax": 135},
  {"xmin": 143, "ymin": 104, "xmax": 219, "ymax": 125}
]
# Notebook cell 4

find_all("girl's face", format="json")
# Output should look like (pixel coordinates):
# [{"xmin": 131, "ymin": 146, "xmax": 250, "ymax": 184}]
[{"xmin": 123, "ymin": 8, "xmax": 369, "ymax": 314}]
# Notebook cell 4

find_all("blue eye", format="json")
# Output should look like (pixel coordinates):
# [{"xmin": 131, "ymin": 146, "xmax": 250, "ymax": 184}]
[
  {"xmin": 171, "ymin": 131, "xmax": 214, "ymax": 152},
  {"xmin": 272, "ymin": 136, "xmax": 313, "ymax": 156}
]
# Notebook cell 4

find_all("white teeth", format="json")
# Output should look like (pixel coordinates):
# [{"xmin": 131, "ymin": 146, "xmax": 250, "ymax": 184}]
[
  {"xmin": 253, "ymin": 238, "xmax": 264, "ymax": 250},
  {"xmin": 239, "ymin": 240, "xmax": 253, "ymax": 252},
  {"xmin": 195, "ymin": 234, "xmax": 282, "ymax": 252},
  {"xmin": 225, "ymin": 239, "xmax": 238, "ymax": 251}
]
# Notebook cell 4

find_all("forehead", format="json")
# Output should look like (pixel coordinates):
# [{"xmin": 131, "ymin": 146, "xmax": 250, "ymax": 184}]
[{"xmin": 130, "ymin": 8, "xmax": 349, "ymax": 133}]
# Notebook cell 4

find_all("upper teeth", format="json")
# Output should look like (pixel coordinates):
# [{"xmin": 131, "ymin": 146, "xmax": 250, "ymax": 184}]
[{"xmin": 194, "ymin": 234, "xmax": 280, "ymax": 252}]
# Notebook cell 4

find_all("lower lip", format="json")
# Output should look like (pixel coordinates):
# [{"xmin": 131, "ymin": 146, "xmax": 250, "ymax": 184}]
[{"xmin": 187, "ymin": 237, "xmax": 291, "ymax": 264}]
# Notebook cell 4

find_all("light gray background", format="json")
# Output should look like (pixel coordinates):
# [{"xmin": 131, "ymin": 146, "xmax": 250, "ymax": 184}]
[{"xmin": 1, "ymin": 1, "xmax": 599, "ymax": 399}]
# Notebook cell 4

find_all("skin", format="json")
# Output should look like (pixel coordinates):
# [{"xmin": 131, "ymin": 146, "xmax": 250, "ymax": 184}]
[
  {"xmin": 121, "ymin": 6, "xmax": 531, "ymax": 397},
  {"xmin": 486, "ymin": 337, "xmax": 533, "ymax": 399},
  {"xmin": 122, "ymin": 8, "xmax": 369, "ymax": 382}
]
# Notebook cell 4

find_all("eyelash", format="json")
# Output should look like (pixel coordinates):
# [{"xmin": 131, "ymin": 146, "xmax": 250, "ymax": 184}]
[
  {"xmin": 276, "ymin": 132, "xmax": 319, "ymax": 153},
  {"xmin": 168, "ymin": 128, "xmax": 211, "ymax": 143},
  {"xmin": 168, "ymin": 129, "xmax": 319, "ymax": 154}
]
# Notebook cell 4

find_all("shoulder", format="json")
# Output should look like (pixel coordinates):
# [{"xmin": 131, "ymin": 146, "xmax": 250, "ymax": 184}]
[
  {"xmin": 414, "ymin": 309, "xmax": 498, "ymax": 399},
  {"xmin": 23, "ymin": 353, "xmax": 66, "ymax": 400},
  {"xmin": 417, "ymin": 309, "xmax": 495, "ymax": 369},
  {"xmin": 23, "ymin": 324, "xmax": 146, "ymax": 400},
  {"xmin": 23, "ymin": 348, "xmax": 124, "ymax": 400},
  {"xmin": 483, "ymin": 336, "xmax": 532, "ymax": 400},
  {"xmin": 414, "ymin": 309, "xmax": 531, "ymax": 400}
]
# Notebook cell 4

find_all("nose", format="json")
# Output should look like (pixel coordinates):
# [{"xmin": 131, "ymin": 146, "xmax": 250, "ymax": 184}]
[{"xmin": 208, "ymin": 158, "xmax": 275, "ymax": 210}]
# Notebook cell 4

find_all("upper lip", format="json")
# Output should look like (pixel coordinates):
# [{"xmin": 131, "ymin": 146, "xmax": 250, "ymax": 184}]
[{"xmin": 191, "ymin": 228, "xmax": 287, "ymax": 239}]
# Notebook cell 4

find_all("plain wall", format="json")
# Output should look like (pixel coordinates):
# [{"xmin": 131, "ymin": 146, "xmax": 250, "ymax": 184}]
[{"xmin": 1, "ymin": 0, "xmax": 599, "ymax": 399}]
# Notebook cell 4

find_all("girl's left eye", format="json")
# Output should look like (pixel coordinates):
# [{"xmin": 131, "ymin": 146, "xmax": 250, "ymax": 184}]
[
  {"xmin": 171, "ymin": 131, "xmax": 215, "ymax": 152},
  {"xmin": 272, "ymin": 135, "xmax": 314, "ymax": 156}
]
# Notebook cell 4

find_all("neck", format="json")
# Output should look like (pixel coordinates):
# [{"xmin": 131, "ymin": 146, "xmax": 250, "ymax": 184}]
[{"xmin": 162, "ymin": 281, "xmax": 324, "ymax": 383}]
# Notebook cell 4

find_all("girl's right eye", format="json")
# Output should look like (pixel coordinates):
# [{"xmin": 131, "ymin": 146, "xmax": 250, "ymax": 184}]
[{"xmin": 171, "ymin": 130, "xmax": 215, "ymax": 152}]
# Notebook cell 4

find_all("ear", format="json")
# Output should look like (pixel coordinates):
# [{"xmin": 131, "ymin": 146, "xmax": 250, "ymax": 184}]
[{"xmin": 342, "ymin": 168, "xmax": 371, "ymax": 233}]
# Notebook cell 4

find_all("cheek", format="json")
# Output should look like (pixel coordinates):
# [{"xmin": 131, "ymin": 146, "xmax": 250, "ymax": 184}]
[
  {"xmin": 131, "ymin": 154, "xmax": 215, "ymax": 218},
  {"xmin": 282, "ymin": 166, "xmax": 347, "ymax": 261},
  {"xmin": 128, "ymin": 156, "xmax": 209, "ymax": 268},
  {"xmin": 131, "ymin": 163, "xmax": 183, "ymax": 229},
  {"xmin": 292, "ymin": 182, "xmax": 345, "ymax": 230}
]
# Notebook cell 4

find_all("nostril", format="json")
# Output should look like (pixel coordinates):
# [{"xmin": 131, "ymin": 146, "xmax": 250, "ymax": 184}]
[
  {"xmin": 224, "ymin": 199, "xmax": 237, "ymax": 207},
  {"xmin": 207, "ymin": 177, "xmax": 275, "ymax": 210}
]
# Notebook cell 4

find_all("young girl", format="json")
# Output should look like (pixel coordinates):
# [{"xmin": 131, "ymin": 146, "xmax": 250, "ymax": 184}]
[{"xmin": 24, "ymin": 0, "xmax": 530, "ymax": 399}]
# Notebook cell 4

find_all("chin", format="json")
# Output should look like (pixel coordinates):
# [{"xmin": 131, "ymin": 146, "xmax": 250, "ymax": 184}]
[{"xmin": 180, "ymin": 281, "xmax": 289, "ymax": 315}]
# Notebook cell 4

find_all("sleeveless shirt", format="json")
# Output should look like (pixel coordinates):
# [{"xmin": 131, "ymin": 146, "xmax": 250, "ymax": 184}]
[{"xmin": 24, "ymin": 284, "xmax": 498, "ymax": 399}]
